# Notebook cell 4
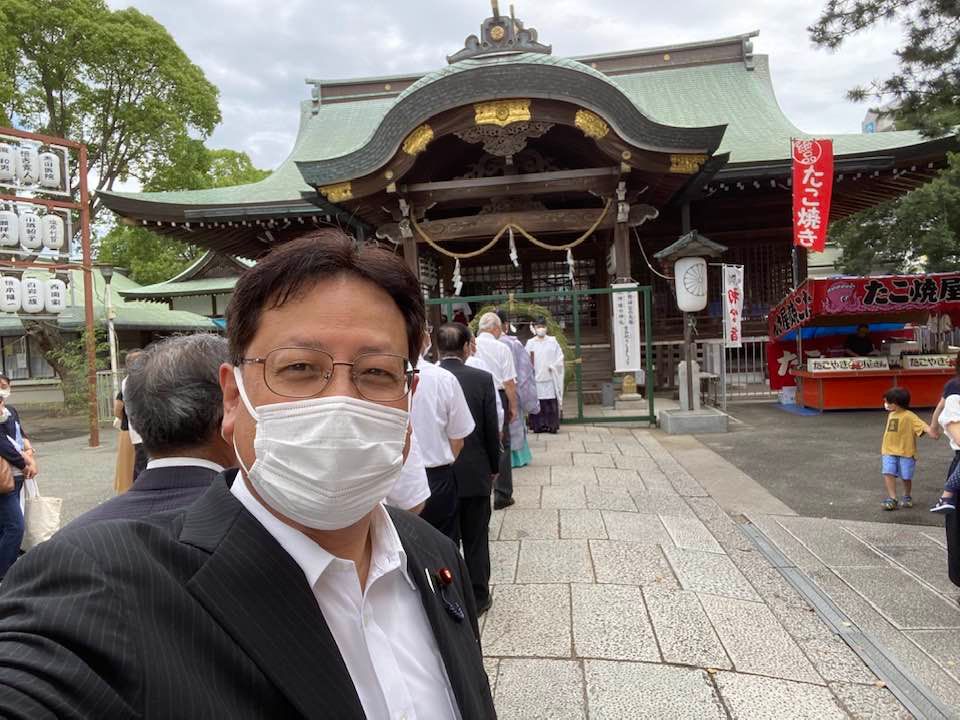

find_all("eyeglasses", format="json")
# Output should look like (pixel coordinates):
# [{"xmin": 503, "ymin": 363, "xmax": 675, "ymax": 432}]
[{"xmin": 240, "ymin": 347, "xmax": 417, "ymax": 402}]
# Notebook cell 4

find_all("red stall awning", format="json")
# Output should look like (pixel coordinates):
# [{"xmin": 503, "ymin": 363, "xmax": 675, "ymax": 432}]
[{"xmin": 768, "ymin": 273, "xmax": 960, "ymax": 341}]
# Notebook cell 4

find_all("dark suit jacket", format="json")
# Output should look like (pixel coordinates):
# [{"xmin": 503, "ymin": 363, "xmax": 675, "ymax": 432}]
[
  {"xmin": 67, "ymin": 464, "xmax": 220, "ymax": 530},
  {"xmin": 0, "ymin": 472, "xmax": 494, "ymax": 719},
  {"xmin": 441, "ymin": 358, "xmax": 501, "ymax": 497}
]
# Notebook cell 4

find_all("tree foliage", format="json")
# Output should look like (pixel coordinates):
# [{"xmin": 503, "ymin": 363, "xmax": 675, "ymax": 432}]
[
  {"xmin": 97, "ymin": 142, "xmax": 269, "ymax": 284},
  {"xmin": 832, "ymin": 153, "xmax": 960, "ymax": 274},
  {"xmin": 0, "ymin": 0, "xmax": 221, "ymax": 218},
  {"xmin": 810, "ymin": 1, "xmax": 960, "ymax": 135}
]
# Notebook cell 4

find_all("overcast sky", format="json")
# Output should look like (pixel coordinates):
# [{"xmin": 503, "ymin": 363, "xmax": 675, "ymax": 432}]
[{"xmin": 107, "ymin": 0, "xmax": 906, "ymax": 172}]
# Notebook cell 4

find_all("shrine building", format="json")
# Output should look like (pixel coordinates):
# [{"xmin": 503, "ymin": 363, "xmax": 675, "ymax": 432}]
[{"xmin": 100, "ymin": 6, "xmax": 956, "ymax": 392}]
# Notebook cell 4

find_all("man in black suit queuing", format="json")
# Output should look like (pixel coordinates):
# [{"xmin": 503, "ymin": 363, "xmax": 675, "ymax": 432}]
[
  {"xmin": 70, "ymin": 333, "xmax": 235, "ymax": 529},
  {"xmin": 0, "ymin": 229, "xmax": 495, "ymax": 720},
  {"xmin": 438, "ymin": 322, "xmax": 502, "ymax": 615}
]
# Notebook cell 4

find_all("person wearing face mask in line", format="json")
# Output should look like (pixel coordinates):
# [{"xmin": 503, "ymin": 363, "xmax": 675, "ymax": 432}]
[
  {"xmin": 0, "ymin": 230, "xmax": 493, "ymax": 719},
  {"xmin": 496, "ymin": 311, "xmax": 539, "ymax": 468},
  {"xmin": 410, "ymin": 327, "xmax": 475, "ymax": 539},
  {"xmin": 526, "ymin": 317, "xmax": 566, "ymax": 434},
  {"xmin": 0, "ymin": 373, "xmax": 36, "ymax": 582}
]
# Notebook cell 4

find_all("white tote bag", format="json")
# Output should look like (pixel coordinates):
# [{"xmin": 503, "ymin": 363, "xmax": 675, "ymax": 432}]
[{"xmin": 21, "ymin": 476, "xmax": 62, "ymax": 551}]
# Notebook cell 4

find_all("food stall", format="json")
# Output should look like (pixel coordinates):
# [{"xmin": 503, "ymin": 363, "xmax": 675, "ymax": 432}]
[{"xmin": 767, "ymin": 274, "xmax": 960, "ymax": 410}]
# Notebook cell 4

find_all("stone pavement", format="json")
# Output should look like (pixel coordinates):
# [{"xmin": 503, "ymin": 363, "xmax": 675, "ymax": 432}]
[
  {"xmin": 748, "ymin": 512, "xmax": 960, "ymax": 715},
  {"xmin": 29, "ymin": 425, "xmax": 939, "ymax": 718},
  {"xmin": 483, "ymin": 425, "xmax": 918, "ymax": 719}
]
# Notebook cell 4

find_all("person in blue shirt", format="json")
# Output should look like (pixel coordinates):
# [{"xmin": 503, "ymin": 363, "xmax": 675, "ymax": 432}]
[{"xmin": 0, "ymin": 372, "xmax": 37, "ymax": 580}]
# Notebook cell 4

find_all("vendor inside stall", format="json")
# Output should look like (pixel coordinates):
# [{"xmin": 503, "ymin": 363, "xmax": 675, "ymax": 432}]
[{"xmin": 844, "ymin": 324, "xmax": 877, "ymax": 357}]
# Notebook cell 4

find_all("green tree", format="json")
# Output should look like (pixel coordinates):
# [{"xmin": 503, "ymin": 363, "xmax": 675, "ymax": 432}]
[
  {"xmin": 97, "ymin": 142, "xmax": 270, "ymax": 284},
  {"xmin": 832, "ymin": 153, "xmax": 960, "ymax": 273},
  {"xmin": 1, "ymin": 0, "xmax": 221, "ymax": 218},
  {"xmin": 810, "ymin": 1, "xmax": 960, "ymax": 135}
]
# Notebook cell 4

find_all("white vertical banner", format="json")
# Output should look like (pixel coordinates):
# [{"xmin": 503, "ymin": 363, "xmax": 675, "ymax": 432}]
[
  {"xmin": 722, "ymin": 264, "xmax": 744, "ymax": 348},
  {"xmin": 611, "ymin": 283, "xmax": 641, "ymax": 372}
]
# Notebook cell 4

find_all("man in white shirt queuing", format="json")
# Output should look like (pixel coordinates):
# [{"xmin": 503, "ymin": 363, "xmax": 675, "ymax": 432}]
[
  {"xmin": 0, "ymin": 230, "xmax": 494, "ymax": 719},
  {"xmin": 411, "ymin": 327, "xmax": 476, "ymax": 539},
  {"xmin": 474, "ymin": 312, "xmax": 518, "ymax": 509},
  {"xmin": 526, "ymin": 316, "xmax": 566, "ymax": 433}
]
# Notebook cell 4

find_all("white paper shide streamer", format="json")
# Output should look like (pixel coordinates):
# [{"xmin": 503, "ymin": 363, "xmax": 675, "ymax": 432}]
[
  {"xmin": 508, "ymin": 226, "xmax": 519, "ymax": 268},
  {"xmin": 566, "ymin": 248, "xmax": 575, "ymax": 285},
  {"xmin": 452, "ymin": 258, "xmax": 463, "ymax": 296}
]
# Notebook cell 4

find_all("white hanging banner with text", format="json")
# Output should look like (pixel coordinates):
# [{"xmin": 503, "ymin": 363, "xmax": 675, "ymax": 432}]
[
  {"xmin": 722, "ymin": 264, "xmax": 745, "ymax": 348},
  {"xmin": 611, "ymin": 283, "xmax": 642, "ymax": 372}
]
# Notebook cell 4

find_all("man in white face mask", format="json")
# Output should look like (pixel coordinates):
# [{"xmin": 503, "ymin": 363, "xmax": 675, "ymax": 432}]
[{"xmin": 0, "ymin": 229, "xmax": 494, "ymax": 720}]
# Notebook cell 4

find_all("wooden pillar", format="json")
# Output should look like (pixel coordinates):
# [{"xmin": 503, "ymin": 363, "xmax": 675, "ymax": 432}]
[
  {"xmin": 613, "ymin": 221, "xmax": 631, "ymax": 283},
  {"xmin": 402, "ymin": 234, "xmax": 419, "ymax": 279}
]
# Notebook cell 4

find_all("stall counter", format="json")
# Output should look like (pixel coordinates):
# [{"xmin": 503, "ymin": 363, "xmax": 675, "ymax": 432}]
[{"xmin": 790, "ymin": 368, "xmax": 954, "ymax": 411}]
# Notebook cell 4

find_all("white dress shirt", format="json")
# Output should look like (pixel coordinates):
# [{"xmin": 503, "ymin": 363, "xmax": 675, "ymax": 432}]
[
  {"xmin": 465, "ymin": 355, "xmax": 504, "ymax": 429},
  {"xmin": 145, "ymin": 457, "xmax": 225, "ymax": 473},
  {"xmin": 231, "ymin": 477, "xmax": 461, "ymax": 720},
  {"xmin": 410, "ymin": 362, "xmax": 475, "ymax": 468},
  {"xmin": 388, "ymin": 432, "xmax": 431, "ymax": 510},
  {"xmin": 475, "ymin": 332, "xmax": 516, "ymax": 390}
]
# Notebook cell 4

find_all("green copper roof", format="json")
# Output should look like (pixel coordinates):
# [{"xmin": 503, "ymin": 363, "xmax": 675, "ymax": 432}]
[
  {"xmin": 611, "ymin": 55, "xmax": 930, "ymax": 164},
  {"xmin": 0, "ymin": 267, "xmax": 216, "ymax": 334},
  {"xmin": 121, "ymin": 276, "xmax": 238, "ymax": 299},
  {"xmin": 100, "ymin": 50, "xmax": 942, "ymax": 211}
]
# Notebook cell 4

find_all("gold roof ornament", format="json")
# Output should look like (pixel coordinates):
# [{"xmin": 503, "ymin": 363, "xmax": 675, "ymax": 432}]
[
  {"xmin": 669, "ymin": 154, "xmax": 708, "ymax": 174},
  {"xmin": 474, "ymin": 99, "xmax": 532, "ymax": 127},
  {"xmin": 318, "ymin": 181, "xmax": 353, "ymax": 203},
  {"xmin": 402, "ymin": 124, "xmax": 435, "ymax": 155},
  {"xmin": 575, "ymin": 109, "xmax": 609, "ymax": 140}
]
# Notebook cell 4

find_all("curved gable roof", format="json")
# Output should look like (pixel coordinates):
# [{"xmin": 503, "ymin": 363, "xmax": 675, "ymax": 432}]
[{"xmin": 296, "ymin": 52, "xmax": 726, "ymax": 187}]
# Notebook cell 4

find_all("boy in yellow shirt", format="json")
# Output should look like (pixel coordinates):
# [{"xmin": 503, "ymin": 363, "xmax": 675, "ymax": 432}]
[{"xmin": 881, "ymin": 387, "xmax": 933, "ymax": 511}]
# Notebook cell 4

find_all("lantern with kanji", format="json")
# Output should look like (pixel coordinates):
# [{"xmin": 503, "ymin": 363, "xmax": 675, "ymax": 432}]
[
  {"xmin": 18, "ymin": 209, "xmax": 42, "ymax": 250},
  {"xmin": 0, "ymin": 210, "xmax": 18, "ymax": 247},
  {"xmin": 21, "ymin": 276, "xmax": 45, "ymax": 313},
  {"xmin": 16, "ymin": 145, "xmax": 39, "ymax": 185},
  {"xmin": 38, "ymin": 151, "xmax": 61, "ymax": 190},
  {"xmin": 45, "ymin": 278, "xmax": 66, "ymax": 314},
  {"xmin": 42, "ymin": 214, "xmax": 65, "ymax": 250},
  {"xmin": 653, "ymin": 230, "xmax": 728, "ymax": 313},
  {"xmin": 0, "ymin": 144, "xmax": 14, "ymax": 183},
  {"xmin": 0, "ymin": 276, "xmax": 21, "ymax": 313}
]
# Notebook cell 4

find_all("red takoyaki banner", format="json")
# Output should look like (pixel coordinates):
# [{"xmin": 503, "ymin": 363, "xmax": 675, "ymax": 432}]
[
  {"xmin": 792, "ymin": 139, "xmax": 833, "ymax": 253},
  {"xmin": 769, "ymin": 274, "xmax": 960, "ymax": 340}
]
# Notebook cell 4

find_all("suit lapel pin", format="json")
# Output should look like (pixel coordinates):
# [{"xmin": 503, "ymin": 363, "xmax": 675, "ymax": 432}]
[{"xmin": 434, "ymin": 566, "xmax": 464, "ymax": 623}]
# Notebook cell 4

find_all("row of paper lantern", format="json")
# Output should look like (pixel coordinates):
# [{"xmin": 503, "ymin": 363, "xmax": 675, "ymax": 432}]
[
  {"xmin": 0, "ymin": 209, "xmax": 65, "ymax": 251},
  {"xmin": 0, "ymin": 144, "xmax": 62, "ymax": 189},
  {"xmin": 0, "ymin": 276, "xmax": 67, "ymax": 315}
]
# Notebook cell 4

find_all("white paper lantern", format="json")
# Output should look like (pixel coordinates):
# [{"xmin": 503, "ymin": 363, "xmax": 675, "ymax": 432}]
[
  {"xmin": 18, "ymin": 210, "xmax": 42, "ymax": 250},
  {"xmin": 16, "ymin": 146, "xmax": 39, "ymax": 185},
  {"xmin": 21, "ymin": 277, "xmax": 45, "ymax": 313},
  {"xmin": 45, "ymin": 278, "xmax": 67, "ymax": 314},
  {"xmin": 674, "ymin": 256, "xmax": 708, "ymax": 313},
  {"xmin": 41, "ymin": 214, "xmax": 65, "ymax": 250},
  {"xmin": 0, "ymin": 276, "xmax": 21, "ymax": 313},
  {"xmin": 38, "ymin": 152, "xmax": 61, "ymax": 189},
  {"xmin": 0, "ymin": 145, "xmax": 14, "ymax": 183},
  {"xmin": 0, "ymin": 210, "xmax": 18, "ymax": 246}
]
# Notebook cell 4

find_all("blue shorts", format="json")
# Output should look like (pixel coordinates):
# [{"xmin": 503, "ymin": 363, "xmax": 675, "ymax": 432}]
[{"xmin": 882, "ymin": 454, "xmax": 917, "ymax": 480}]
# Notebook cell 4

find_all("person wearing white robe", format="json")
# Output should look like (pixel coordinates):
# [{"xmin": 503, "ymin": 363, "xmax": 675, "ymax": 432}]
[{"xmin": 525, "ymin": 319, "xmax": 565, "ymax": 433}]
